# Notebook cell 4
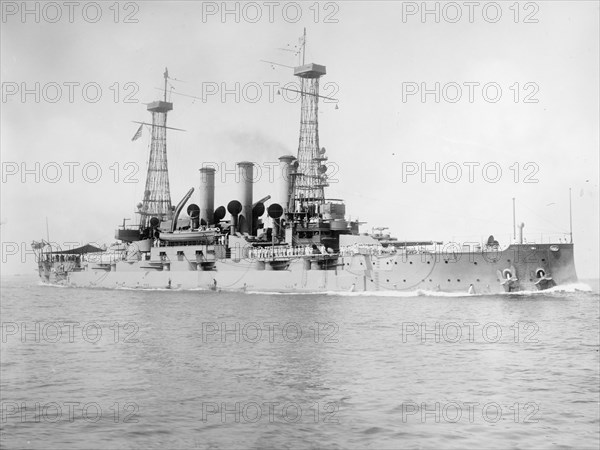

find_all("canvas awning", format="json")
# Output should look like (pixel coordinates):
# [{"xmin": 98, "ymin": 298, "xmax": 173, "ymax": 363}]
[{"xmin": 48, "ymin": 244, "xmax": 104, "ymax": 255}]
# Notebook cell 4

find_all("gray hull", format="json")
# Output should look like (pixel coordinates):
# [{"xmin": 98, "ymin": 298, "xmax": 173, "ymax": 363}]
[{"xmin": 39, "ymin": 243, "xmax": 577, "ymax": 294}]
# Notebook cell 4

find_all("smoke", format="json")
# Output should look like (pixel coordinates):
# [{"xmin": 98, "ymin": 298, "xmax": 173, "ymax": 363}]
[{"xmin": 219, "ymin": 129, "xmax": 290, "ymax": 161}]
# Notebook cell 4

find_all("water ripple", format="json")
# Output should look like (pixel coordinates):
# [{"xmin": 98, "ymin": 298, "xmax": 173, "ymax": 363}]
[{"xmin": 1, "ymin": 275, "xmax": 598, "ymax": 449}]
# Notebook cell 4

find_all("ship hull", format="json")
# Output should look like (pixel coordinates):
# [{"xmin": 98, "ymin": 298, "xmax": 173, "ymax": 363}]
[{"xmin": 38, "ymin": 243, "xmax": 577, "ymax": 294}]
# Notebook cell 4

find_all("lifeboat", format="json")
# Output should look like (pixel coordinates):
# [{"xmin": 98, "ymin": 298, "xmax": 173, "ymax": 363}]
[{"xmin": 159, "ymin": 228, "xmax": 219, "ymax": 243}]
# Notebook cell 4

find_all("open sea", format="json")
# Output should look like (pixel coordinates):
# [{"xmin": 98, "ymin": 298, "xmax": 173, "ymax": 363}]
[{"xmin": 1, "ymin": 274, "xmax": 598, "ymax": 449}]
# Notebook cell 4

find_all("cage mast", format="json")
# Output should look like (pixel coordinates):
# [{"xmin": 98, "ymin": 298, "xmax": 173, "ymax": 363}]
[
  {"xmin": 140, "ymin": 68, "xmax": 173, "ymax": 228},
  {"xmin": 289, "ymin": 29, "xmax": 329, "ymax": 223}
]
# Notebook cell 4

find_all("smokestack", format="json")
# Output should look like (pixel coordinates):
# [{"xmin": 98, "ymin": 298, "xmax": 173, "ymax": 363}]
[
  {"xmin": 199, "ymin": 167, "xmax": 215, "ymax": 226},
  {"xmin": 518, "ymin": 222, "xmax": 525, "ymax": 244},
  {"xmin": 278, "ymin": 155, "xmax": 296, "ymax": 210},
  {"xmin": 237, "ymin": 161, "xmax": 254, "ymax": 234}
]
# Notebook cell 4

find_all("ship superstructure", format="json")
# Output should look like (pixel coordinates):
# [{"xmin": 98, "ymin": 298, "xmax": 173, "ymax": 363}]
[{"xmin": 33, "ymin": 35, "xmax": 578, "ymax": 293}]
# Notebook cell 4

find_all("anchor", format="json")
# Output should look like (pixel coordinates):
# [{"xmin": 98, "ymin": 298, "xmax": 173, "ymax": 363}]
[
  {"xmin": 497, "ymin": 265, "xmax": 519, "ymax": 292},
  {"xmin": 534, "ymin": 268, "xmax": 556, "ymax": 291}
]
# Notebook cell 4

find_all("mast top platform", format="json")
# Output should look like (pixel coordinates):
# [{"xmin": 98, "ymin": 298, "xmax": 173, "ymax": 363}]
[
  {"xmin": 294, "ymin": 63, "xmax": 326, "ymax": 79},
  {"xmin": 147, "ymin": 101, "xmax": 173, "ymax": 113}
]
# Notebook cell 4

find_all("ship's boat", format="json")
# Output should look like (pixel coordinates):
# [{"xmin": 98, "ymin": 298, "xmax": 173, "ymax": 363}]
[{"xmin": 159, "ymin": 229, "xmax": 219, "ymax": 243}]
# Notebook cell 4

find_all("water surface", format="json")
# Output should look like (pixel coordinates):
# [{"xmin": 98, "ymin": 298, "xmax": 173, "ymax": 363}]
[{"xmin": 1, "ymin": 275, "xmax": 598, "ymax": 449}]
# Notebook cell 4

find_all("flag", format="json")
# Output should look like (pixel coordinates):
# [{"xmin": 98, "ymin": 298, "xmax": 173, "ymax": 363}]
[
  {"xmin": 31, "ymin": 240, "xmax": 44, "ymax": 250},
  {"xmin": 131, "ymin": 124, "xmax": 143, "ymax": 141}
]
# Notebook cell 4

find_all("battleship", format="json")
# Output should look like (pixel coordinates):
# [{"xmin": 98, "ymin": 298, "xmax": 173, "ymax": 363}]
[{"xmin": 33, "ymin": 36, "xmax": 578, "ymax": 294}]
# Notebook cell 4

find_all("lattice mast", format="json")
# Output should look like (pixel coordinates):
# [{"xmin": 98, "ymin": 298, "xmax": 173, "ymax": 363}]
[
  {"xmin": 140, "ymin": 69, "xmax": 173, "ymax": 228},
  {"xmin": 289, "ymin": 29, "xmax": 328, "ymax": 221}
]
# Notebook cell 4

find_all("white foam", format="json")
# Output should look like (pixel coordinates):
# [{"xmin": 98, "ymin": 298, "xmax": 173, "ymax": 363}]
[
  {"xmin": 247, "ymin": 283, "xmax": 594, "ymax": 298},
  {"xmin": 500, "ymin": 282, "xmax": 593, "ymax": 296},
  {"xmin": 544, "ymin": 282, "xmax": 593, "ymax": 293},
  {"xmin": 244, "ymin": 289, "xmax": 479, "ymax": 298},
  {"xmin": 37, "ymin": 280, "xmax": 68, "ymax": 288},
  {"xmin": 37, "ymin": 281, "xmax": 594, "ymax": 296}
]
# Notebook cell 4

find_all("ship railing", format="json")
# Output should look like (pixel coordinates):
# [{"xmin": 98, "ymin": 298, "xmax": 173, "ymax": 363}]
[
  {"xmin": 52, "ymin": 261, "xmax": 76, "ymax": 273},
  {"xmin": 339, "ymin": 244, "xmax": 399, "ymax": 257},
  {"xmin": 511, "ymin": 234, "xmax": 572, "ymax": 245},
  {"xmin": 248, "ymin": 245, "xmax": 331, "ymax": 260},
  {"xmin": 85, "ymin": 251, "xmax": 127, "ymax": 264}
]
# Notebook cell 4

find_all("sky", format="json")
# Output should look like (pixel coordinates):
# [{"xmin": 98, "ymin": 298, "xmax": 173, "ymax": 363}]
[{"xmin": 1, "ymin": 1, "xmax": 599, "ymax": 278}]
